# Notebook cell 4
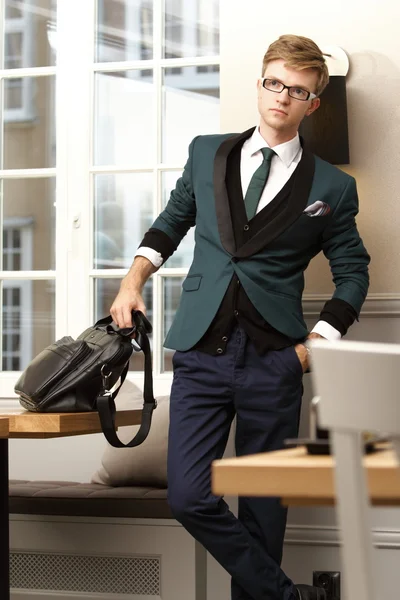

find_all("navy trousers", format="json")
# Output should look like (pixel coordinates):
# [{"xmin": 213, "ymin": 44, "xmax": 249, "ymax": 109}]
[{"xmin": 167, "ymin": 327, "xmax": 303, "ymax": 600}]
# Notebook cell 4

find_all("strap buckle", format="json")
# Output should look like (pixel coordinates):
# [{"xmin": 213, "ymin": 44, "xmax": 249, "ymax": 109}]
[{"xmin": 101, "ymin": 364, "xmax": 112, "ymax": 392}]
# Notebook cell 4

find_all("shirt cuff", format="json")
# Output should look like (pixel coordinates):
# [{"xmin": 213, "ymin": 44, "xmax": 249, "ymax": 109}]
[
  {"xmin": 311, "ymin": 321, "xmax": 342, "ymax": 341},
  {"xmin": 134, "ymin": 247, "xmax": 163, "ymax": 268}
]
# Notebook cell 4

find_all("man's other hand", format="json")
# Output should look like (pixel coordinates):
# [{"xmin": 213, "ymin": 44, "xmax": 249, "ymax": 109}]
[
  {"xmin": 294, "ymin": 332, "xmax": 325, "ymax": 372},
  {"xmin": 294, "ymin": 343, "xmax": 309, "ymax": 373}
]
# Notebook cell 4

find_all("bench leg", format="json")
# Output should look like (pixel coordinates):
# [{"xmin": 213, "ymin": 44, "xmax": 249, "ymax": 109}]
[
  {"xmin": 0, "ymin": 439, "xmax": 9, "ymax": 600},
  {"xmin": 195, "ymin": 540, "xmax": 207, "ymax": 600}
]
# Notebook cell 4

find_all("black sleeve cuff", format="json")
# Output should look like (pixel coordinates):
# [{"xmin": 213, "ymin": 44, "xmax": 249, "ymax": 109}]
[
  {"xmin": 319, "ymin": 298, "xmax": 358, "ymax": 337},
  {"xmin": 139, "ymin": 228, "xmax": 177, "ymax": 262}
]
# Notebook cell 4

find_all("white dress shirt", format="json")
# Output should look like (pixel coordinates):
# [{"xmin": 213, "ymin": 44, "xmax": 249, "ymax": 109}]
[
  {"xmin": 240, "ymin": 127, "xmax": 302, "ymax": 212},
  {"xmin": 135, "ymin": 127, "xmax": 341, "ymax": 340}
]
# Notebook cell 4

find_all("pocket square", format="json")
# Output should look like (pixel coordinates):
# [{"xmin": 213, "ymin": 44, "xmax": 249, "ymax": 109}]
[{"xmin": 303, "ymin": 200, "xmax": 331, "ymax": 217}]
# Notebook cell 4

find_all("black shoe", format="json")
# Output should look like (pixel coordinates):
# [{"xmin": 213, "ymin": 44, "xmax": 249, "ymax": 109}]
[{"xmin": 295, "ymin": 584, "xmax": 327, "ymax": 599}]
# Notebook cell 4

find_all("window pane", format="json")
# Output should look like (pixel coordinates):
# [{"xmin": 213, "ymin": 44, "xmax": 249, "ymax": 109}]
[
  {"xmin": 163, "ymin": 0, "xmax": 219, "ymax": 59},
  {"xmin": 2, "ymin": 75, "xmax": 56, "ymax": 168},
  {"xmin": 94, "ymin": 277, "xmax": 153, "ymax": 372},
  {"xmin": 162, "ymin": 277, "xmax": 184, "ymax": 372},
  {"xmin": 4, "ymin": 0, "xmax": 57, "ymax": 68},
  {"xmin": 5, "ymin": 32, "xmax": 23, "ymax": 68},
  {"xmin": 96, "ymin": 0, "xmax": 153, "ymax": 62},
  {"xmin": 1, "ymin": 279, "xmax": 55, "ymax": 372},
  {"xmin": 1, "ymin": 178, "xmax": 56, "ymax": 271},
  {"xmin": 94, "ymin": 173, "xmax": 153, "ymax": 269},
  {"xmin": 4, "ymin": 77, "xmax": 23, "ymax": 111},
  {"xmin": 162, "ymin": 66, "xmax": 220, "ymax": 163},
  {"xmin": 5, "ymin": 5, "xmax": 23, "ymax": 19},
  {"xmin": 161, "ymin": 171, "xmax": 194, "ymax": 268},
  {"xmin": 94, "ymin": 71, "xmax": 154, "ymax": 165}
]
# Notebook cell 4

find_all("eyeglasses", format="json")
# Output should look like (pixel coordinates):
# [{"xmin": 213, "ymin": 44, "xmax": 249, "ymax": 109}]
[{"xmin": 261, "ymin": 78, "xmax": 317, "ymax": 102}]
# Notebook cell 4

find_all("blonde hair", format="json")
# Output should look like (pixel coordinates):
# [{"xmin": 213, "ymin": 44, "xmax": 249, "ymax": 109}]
[{"xmin": 262, "ymin": 34, "xmax": 329, "ymax": 97}]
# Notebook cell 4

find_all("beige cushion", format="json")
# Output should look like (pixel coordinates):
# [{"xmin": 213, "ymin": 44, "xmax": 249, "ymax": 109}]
[{"xmin": 92, "ymin": 380, "xmax": 169, "ymax": 488}]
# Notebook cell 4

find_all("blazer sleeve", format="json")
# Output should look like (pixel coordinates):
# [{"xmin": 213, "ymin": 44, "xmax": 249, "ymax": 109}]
[
  {"xmin": 148, "ymin": 136, "xmax": 198, "ymax": 248},
  {"xmin": 321, "ymin": 176, "xmax": 370, "ymax": 317}
]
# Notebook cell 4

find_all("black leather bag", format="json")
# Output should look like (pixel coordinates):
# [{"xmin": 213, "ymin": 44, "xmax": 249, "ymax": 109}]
[{"xmin": 14, "ymin": 311, "xmax": 157, "ymax": 448}]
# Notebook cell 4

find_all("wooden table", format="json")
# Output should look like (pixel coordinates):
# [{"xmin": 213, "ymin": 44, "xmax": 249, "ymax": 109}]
[
  {"xmin": 0, "ymin": 417, "xmax": 8, "ymax": 439},
  {"xmin": 0, "ymin": 408, "xmax": 142, "ymax": 600},
  {"xmin": 3, "ymin": 406, "xmax": 142, "ymax": 437},
  {"xmin": 212, "ymin": 445, "xmax": 400, "ymax": 506}
]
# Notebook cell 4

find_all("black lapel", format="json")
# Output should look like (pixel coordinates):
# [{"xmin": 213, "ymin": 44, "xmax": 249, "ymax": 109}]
[
  {"xmin": 234, "ymin": 147, "xmax": 315, "ymax": 258},
  {"xmin": 213, "ymin": 126, "xmax": 256, "ymax": 255},
  {"xmin": 225, "ymin": 142, "xmax": 244, "ymax": 250}
]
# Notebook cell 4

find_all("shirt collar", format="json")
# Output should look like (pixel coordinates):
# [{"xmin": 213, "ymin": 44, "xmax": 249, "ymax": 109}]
[{"xmin": 245, "ymin": 127, "xmax": 301, "ymax": 168}]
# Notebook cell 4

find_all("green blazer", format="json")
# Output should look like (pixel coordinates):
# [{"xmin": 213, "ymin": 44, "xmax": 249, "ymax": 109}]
[{"xmin": 151, "ymin": 127, "xmax": 370, "ymax": 351}]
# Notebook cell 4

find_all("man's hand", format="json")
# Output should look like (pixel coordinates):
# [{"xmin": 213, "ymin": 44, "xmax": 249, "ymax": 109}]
[
  {"xmin": 294, "ymin": 342, "xmax": 309, "ymax": 373},
  {"xmin": 294, "ymin": 332, "xmax": 324, "ymax": 373},
  {"xmin": 110, "ymin": 256, "xmax": 157, "ymax": 328},
  {"xmin": 110, "ymin": 280, "xmax": 146, "ymax": 329}
]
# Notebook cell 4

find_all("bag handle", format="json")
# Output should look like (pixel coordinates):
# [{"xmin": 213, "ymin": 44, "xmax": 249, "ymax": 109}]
[{"xmin": 96, "ymin": 311, "xmax": 157, "ymax": 448}]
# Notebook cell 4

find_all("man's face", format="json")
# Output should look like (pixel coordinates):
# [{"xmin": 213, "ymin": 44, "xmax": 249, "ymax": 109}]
[{"xmin": 257, "ymin": 59, "xmax": 320, "ymax": 139}]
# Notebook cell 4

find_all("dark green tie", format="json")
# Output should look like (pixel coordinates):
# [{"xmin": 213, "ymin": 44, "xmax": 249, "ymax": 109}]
[{"xmin": 244, "ymin": 147, "xmax": 276, "ymax": 220}]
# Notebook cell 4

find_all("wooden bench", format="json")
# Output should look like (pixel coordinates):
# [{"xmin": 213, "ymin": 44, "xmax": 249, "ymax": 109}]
[{"xmin": 9, "ymin": 479, "xmax": 171, "ymax": 518}]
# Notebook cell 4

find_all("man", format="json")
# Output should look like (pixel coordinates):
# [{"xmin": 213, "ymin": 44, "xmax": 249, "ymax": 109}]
[{"xmin": 111, "ymin": 34, "xmax": 370, "ymax": 600}]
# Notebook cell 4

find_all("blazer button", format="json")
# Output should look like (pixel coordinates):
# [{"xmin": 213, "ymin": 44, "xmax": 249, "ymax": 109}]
[
  {"xmin": 222, "ymin": 336, "xmax": 228, "ymax": 342},
  {"xmin": 244, "ymin": 225, "xmax": 250, "ymax": 231},
  {"xmin": 234, "ymin": 310, "xmax": 239, "ymax": 317},
  {"xmin": 216, "ymin": 348, "xmax": 223, "ymax": 354}
]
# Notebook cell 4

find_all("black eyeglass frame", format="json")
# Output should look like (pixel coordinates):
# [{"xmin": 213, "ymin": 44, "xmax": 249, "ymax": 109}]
[{"xmin": 260, "ymin": 77, "xmax": 317, "ymax": 101}]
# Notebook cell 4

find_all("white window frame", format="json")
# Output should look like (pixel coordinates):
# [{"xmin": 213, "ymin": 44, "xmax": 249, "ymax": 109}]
[{"xmin": 0, "ymin": 0, "xmax": 220, "ymax": 398}]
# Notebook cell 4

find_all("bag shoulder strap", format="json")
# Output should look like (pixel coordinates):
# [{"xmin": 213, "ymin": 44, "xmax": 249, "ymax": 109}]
[{"xmin": 96, "ymin": 311, "xmax": 157, "ymax": 448}]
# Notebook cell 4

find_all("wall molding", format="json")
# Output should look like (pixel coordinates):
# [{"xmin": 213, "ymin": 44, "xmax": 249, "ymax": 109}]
[
  {"xmin": 303, "ymin": 293, "xmax": 400, "ymax": 318},
  {"xmin": 285, "ymin": 524, "xmax": 400, "ymax": 549}
]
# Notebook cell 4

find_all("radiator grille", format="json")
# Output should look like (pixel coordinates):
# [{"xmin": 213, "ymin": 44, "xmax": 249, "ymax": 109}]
[{"xmin": 10, "ymin": 552, "xmax": 160, "ymax": 595}]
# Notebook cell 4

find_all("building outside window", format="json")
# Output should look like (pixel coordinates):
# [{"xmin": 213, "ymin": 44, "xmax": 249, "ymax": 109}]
[
  {"xmin": 2, "ymin": 222, "xmax": 33, "ymax": 371},
  {"xmin": 4, "ymin": 1, "xmax": 35, "ymax": 122}
]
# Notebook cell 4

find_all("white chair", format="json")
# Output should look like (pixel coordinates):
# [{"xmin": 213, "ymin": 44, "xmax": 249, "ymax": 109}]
[{"xmin": 310, "ymin": 339, "xmax": 400, "ymax": 600}]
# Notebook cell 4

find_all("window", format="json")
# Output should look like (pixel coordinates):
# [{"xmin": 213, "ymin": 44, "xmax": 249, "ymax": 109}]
[
  {"xmin": 140, "ymin": 1, "xmax": 153, "ymax": 62},
  {"xmin": 2, "ymin": 284, "xmax": 31, "ymax": 371},
  {"xmin": 4, "ymin": 2, "xmax": 35, "ymax": 121},
  {"xmin": 2, "ymin": 286, "xmax": 22, "ymax": 371},
  {"xmin": 164, "ymin": 0, "xmax": 182, "ymax": 75},
  {"xmin": 97, "ymin": 0, "xmax": 152, "ymax": 63},
  {"xmin": 0, "ymin": 0, "xmax": 56, "ymax": 395},
  {"xmin": 2, "ymin": 220, "xmax": 33, "ymax": 371},
  {"xmin": 0, "ymin": 0, "xmax": 219, "ymax": 397},
  {"xmin": 94, "ymin": 0, "xmax": 220, "ymax": 379},
  {"xmin": 196, "ymin": 0, "xmax": 219, "ymax": 73}
]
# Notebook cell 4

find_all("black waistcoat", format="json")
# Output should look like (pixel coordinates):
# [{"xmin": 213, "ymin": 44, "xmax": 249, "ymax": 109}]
[{"xmin": 193, "ymin": 139, "xmax": 301, "ymax": 356}]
